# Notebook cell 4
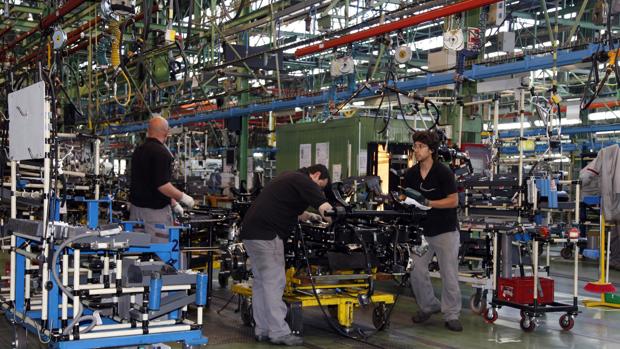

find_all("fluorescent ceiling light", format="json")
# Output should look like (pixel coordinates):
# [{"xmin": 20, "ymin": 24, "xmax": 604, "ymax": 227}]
[
  {"xmin": 496, "ymin": 122, "xmax": 532, "ymax": 130},
  {"xmin": 533, "ymin": 119, "xmax": 581, "ymax": 127},
  {"xmin": 595, "ymin": 130, "xmax": 620, "ymax": 135},
  {"xmin": 588, "ymin": 111, "xmax": 620, "ymax": 120}
]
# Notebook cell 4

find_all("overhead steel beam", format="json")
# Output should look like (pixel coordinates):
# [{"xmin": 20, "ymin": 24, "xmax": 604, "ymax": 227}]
[
  {"xmin": 1, "ymin": 0, "xmax": 85, "ymax": 53},
  {"xmin": 9, "ymin": 5, "xmax": 44, "ymax": 15},
  {"xmin": 499, "ymin": 140, "xmax": 620, "ymax": 154},
  {"xmin": 295, "ymin": 0, "xmax": 501, "ymax": 57},
  {"xmin": 499, "ymin": 122, "xmax": 620, "ymax": 139},
  {"xmin": 19, "ymin": 16, "xmax": 101, "ymax": 65},
  {"xmin": 513, "ymin": 11, "xmax": 620, "ymax": 31},
  {"xmin": 101, "ymin": 43, "xmax": 599, "ymax": 135}
]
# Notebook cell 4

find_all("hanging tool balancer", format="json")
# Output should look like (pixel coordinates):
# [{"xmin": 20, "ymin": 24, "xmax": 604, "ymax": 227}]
[{"xmin": 454, "ymin": 28, "xmax": 482, "ymax": 92}]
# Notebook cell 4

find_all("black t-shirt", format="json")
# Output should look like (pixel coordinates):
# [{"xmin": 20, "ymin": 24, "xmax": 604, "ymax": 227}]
[
  {"xmin": 240, "ymin": 171, "xmax": 328, "ymax": 240},
  {"xmin": 403, "ymin": 161, "xmax": 458, "ymax": 237},
  {"xmin": 129, "ymin": 138, "xmax": 174, "ymax": 209}
]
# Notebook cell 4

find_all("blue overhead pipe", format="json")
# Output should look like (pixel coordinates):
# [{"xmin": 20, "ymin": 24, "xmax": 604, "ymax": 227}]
[
  {"xmin": 101, "ymin": 44, "xmax": 600, "ymax": 135},
  {"xmin": 499, "ymin": 122, "xmax": 620, "ymax": 139}
]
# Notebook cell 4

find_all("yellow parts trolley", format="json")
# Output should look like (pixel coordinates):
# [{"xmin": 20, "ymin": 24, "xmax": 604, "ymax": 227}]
[{"xmin": 231, "ymin": 267, "xmax": 396, "ymax": 334}]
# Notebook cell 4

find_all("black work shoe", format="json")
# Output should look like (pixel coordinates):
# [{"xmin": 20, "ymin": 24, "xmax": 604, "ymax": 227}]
[
  {"xmin": 411, "ymin": 309, "xmax": 440, "ymax": 324},
  {"xmin": 255, "ymin": 335, "xmax": 270, "ymax": 342},
  {"xmin": 445, "ymin": 319, "xmax": 463, "ymax": 332},
  {"xmin": 269, "ymin": 334, "xmax": 303, "ymax": 346}
]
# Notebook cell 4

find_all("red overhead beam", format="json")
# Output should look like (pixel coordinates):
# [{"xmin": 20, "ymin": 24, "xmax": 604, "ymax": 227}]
[
  {"xmin": 0, "ymin": 27, "xmax": 10, "ymax": 40},
  {"xmin": 20, "ymin": 16, "xmax": 101, "ymax": 65},
  {"xmin": 295, "ymin": 0, "xmax": 501, "ymax": 58},
  {"xmin": 3, "ymin": 0, "xmax": 86, "ymax": 53}
]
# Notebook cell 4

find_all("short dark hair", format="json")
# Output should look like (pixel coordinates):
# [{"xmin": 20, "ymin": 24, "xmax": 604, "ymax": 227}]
[
  {"xmin": 412, "ymin": 130, "xmax": 440, "ymax": 158},
  {"xmin": 299, "ymin": 164, "xmax": 331, "ymax": 181}
]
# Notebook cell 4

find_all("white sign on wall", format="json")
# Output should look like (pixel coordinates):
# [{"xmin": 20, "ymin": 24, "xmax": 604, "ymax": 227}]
[
  {"xmin": 316, "ymin": 142, "xmax": 329, "ymax": 167},
  {"xmin": 332, "ymin": 164, "xmax": 342, "ymax": 182},
  {"xmin": 300, "ymin": 144, "xmax": 312, "ymax": 168},
  {"xmin": 358, "ymin": 150, "xmax": 368, "ymax": 175}
]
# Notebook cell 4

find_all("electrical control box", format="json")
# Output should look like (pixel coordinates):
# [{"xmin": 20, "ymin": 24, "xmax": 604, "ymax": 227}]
[
  {"xmin": 498, "ymin": 31, "xmax": 516, "ymax": 52},
  {"xmin": 427, "ymin": 49, "xmax": 456, "ymax": 72},
  {"xmin": 8, "ymin": 81, "xmax": 49, "ymax": 160}
]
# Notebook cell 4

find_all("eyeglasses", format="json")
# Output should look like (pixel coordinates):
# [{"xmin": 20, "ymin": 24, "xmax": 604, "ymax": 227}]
[{"xmin": 413, "ymin": 143, "xmax": 428, "ymax": 150}]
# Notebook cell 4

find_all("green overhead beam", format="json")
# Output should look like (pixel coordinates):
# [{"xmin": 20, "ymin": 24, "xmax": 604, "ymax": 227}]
[
  {"xmin": 513, "ymin": 11, "xmax": 619, "ymax": 31},
  {"xmin": 9, "ymin": 5, "xmax": 44, "ymax": 15},
  {"xmin": 223, "ymin": 0, "xmax": 290, "ymax": 30}
]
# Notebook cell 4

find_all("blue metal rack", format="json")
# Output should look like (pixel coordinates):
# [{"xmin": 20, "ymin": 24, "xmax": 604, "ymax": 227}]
[{"xmin": 5, "ymin": 220, "xmax": 209, "ymax": 348}]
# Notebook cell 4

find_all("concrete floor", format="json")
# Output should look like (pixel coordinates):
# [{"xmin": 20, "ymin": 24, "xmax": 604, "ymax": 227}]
[{"xmin": 2, "ymin": 253, "xmax": 620, "ymax": 349}]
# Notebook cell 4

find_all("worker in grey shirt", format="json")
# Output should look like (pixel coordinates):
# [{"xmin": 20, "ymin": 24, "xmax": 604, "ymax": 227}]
[
  {"xmin": 129, "ymin": 116, "xmax": 195, "ymax": 242},
  {"xmin": 403, "ymin": 131, "xmax": 463, "ymax": 332},
  {"xmin": 240, "ymin": 164, "xmax": 333, "ymax": 346},
  {"xmin": 580, "ymin": 144, "xmax": 620, "ymax": 270}
]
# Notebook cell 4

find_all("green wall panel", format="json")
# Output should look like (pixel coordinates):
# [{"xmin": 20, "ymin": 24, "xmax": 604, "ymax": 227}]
[{"xmin": 276, "ymin": 117, "xmax": 415, "ymax": 177}]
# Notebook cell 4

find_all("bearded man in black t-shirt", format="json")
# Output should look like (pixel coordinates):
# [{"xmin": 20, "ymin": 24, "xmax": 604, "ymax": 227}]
[{"xmin": 403, "ymin": 131, "xmax": 463, "ymax": 332}]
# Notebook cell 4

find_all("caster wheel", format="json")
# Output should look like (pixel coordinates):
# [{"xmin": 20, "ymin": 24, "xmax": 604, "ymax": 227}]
[
  {"xmin": 240, "ymin": 297, "xmax": 254, "ymax": 327},
  {"xmin": 479, "ymin": 302, "xmax": 488, "ymax": 315},
  {"xmin": 484, "ymin": 308, "xmax": 498, "ymax": 323},
  {"xmin": 561, "ymin": 246, "xmax": 573, "ymax": 259},
  {"xmin": 372, "ymin": 303, "xmax": 390, "ymax": 330},
  {"xmin": 469, "ymin": 291, "xmax": 487, "ymax": 314},
  {"xmin": 520, "ymin": 317, "xmax": 537, "ymax": 332},
  {"xmin": 559, "ymin": 314, "xmax": 575, "ymax": 331},
  {"xmin": 218, "ymin": 272, "xmax": 229, "ymax": 288}
]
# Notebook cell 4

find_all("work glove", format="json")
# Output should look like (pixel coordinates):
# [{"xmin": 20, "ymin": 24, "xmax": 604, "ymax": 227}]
[
  {"xmin": 403, "ymin": 188, "xmax": 429, "ymax": 206},
  {"xmin": 179, "ymin": 193, "xmax": 195, "ymax": 208},
  {"xmin": 172, "ymin": 202, "xmax": 184, "ymax": 216},
  {"xmin": 308, "ymin": 212, "xmax": 323, "ymax": 223}
]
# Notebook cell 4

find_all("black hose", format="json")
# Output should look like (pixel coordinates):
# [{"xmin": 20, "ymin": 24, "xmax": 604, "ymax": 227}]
[
  {"xmin": 297, "ymin": 225, "xmax": 387, "ymax": 348},
  {"xmin": 350, "ymin": 224, "xmax": 374, "ymax": 298},
  {"xmin": 186, "ymin": 0, "xmax": 194, "ymax": 45}
]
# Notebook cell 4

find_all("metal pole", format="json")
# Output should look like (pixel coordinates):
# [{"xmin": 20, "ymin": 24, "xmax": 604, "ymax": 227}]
[
  {"xmin": 238, "ymin": 3, "xmax": 250, "ymax": 184},
  {"xmin": 94, "ymin": 139, "xmax": 100, "ymax": 200},
  {"xmin": 492, "ymin": 97, "xmax": 499, "ymax": 180},
  {"xmin": 518, "ymin": 89, "xmax": 525, "ymax": 217},
  {"xmin": 10, "ymin": 160, "xmax": 16, "ymax": 217},
  {"xmin": 41, "ymin": 97, "xmax": 51, "ymax": 322},
  {"xmin": 458, "ymin": 104, "xmax": 464, "ymax": 148},
  {"xmin": 9, "ymin": 161, "xmax": 16, "ymax": 303}
]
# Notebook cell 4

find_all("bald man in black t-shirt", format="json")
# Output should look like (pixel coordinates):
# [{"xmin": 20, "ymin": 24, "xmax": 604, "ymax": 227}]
[{"xmin": 129, "ymin": 116, "xmax": 195, "ymax": 242}]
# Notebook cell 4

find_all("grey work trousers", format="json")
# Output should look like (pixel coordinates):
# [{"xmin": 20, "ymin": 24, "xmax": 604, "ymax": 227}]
[
  {"xmin": 129, "ymin": 204, "xmax": 173, "ymax": 243},
  {"xmin": 243, "ymin": 237, "xmax": 290, "ymax": 338},
  {"xmin": 410, "ymin": 230, "xmax": 462, "ymax": 321}
]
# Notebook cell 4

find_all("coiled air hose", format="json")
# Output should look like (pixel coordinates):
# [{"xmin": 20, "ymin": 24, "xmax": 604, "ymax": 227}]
[
  {"xmin": 109, "ymin": 20, "xmax": 132, "ymax": 107},
  {"xmin": 51, "ymin": 231, "xmax": 102, "ymax": 336}
]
